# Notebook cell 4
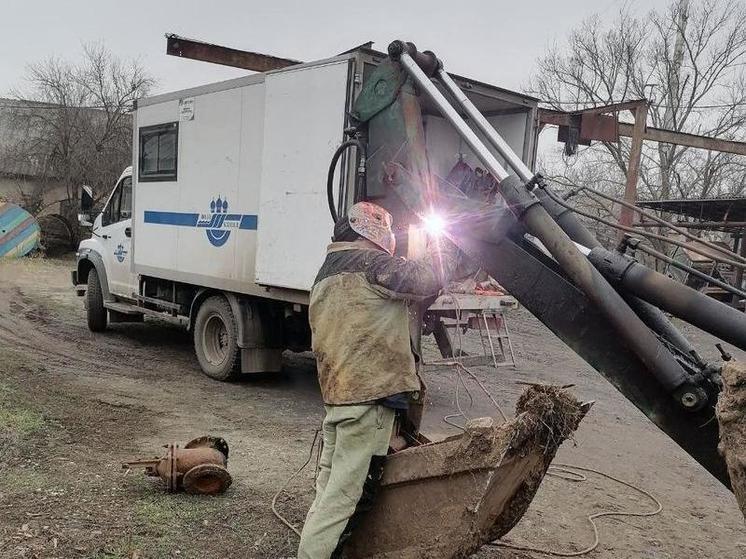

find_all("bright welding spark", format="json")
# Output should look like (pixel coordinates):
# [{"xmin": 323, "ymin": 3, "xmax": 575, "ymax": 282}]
[{"xmin": 421, "ymin": 212, "xmax": 447, "ymax": 237}]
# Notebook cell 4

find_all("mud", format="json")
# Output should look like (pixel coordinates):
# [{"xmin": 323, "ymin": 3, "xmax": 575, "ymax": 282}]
[
  {"xmin": 717, "ymin": 361, "xmax": 746, "ymax": 518},
  {"xmin": 487, "ymin": 386, "xmax": 587, "ymax": 541},
  {"xmin": 344, "ymin": 386, "xmax": 587, "ymax": 559}
]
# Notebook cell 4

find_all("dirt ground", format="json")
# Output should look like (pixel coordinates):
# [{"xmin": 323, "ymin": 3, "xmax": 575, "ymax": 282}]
[{"xmin": 0, "ymin": 256, "xmax": 744, "ymax": 559}]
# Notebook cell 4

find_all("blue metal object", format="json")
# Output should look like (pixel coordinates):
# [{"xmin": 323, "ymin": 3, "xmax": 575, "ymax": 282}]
[{"xmin": 0, "ymin": 202, "xmax": 40, "ymax": 258}]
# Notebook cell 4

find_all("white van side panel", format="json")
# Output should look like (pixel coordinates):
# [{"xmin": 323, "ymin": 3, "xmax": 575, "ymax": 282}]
[
  {"xmin": 133, "ymin": 83, "xmax": 265, "ymax": 291},
  {"xmin": 253, "ymin": 60, "xmax": 350, "ymax": 292},
  {"xmin": 133, "ymin": 100, "xmax": 181, "ymax": 273},
  {"xmin": 236, "ymin": 85, "xmax": 267, "ymax": 285}
]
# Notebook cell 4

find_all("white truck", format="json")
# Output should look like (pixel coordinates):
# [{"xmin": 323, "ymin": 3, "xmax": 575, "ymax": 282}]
[{"xmin": 72, "ymin": 45, "xmax": 538, "ymax": 380}]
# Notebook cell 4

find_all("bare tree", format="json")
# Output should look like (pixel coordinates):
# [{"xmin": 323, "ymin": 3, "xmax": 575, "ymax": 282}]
[
  {"xmin": 0, "ymin": 43, "xmax": 153, "ymax": 221},
  {"xmin": 532, "ymin": 0, "xmax": 746, "ymax": 203}
]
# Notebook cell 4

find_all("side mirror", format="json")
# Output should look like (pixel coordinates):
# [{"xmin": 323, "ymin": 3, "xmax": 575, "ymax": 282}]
[
  {"xmin": 81, "ymin": 185, "xmax": 93, "ymax": 212},
  {"xmin": 79, "ymin": 185, "xmax": 94, "ymax": 227}
]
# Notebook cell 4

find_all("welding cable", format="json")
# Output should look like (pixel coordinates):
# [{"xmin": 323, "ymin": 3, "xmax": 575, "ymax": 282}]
[
  {"xmin": 437, "ymin": 307, "xmax": 662, "ymax": 557},
  {"xmin": 577, "ymin": 186, "xmax": 746, "ymax": 265},
  {"xmin": 441, "ymin": 365, "xmax": 663, "ymax": 557},
  {"xmin": 488, "ymin": 462, "xmax": 663, "ymax": 557},
  {"xmin": 541, "ymin": 187, "xmax": 746, "ymax": 271},
  {"xmin": 271, "ymin": 428, "xmax": 321, "ymax": 537},
  {"xmin": 438, "ymin": 292, "xmax": 509, "ymax": 426},
  {"xmin": 327, "ymin": 139, "xmax": 367, "ymax": 222},
  {"xmin": 443, "ymin": 364, "xmax": 476, "ymax": 431}
]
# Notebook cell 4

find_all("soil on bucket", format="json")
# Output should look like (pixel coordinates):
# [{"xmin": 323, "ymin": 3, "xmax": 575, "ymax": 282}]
[
  {"xmin": 717, "ymin": 361, "xmax": 746, "ymax": 517},
  {"xmin": 486, "ymin": 385, "xmax": 587, "ymax": 542}
]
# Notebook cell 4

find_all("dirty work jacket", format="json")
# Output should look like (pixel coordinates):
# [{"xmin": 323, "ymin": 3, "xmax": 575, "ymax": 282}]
[{"xmin": 309, "ymin": 239, "xmax": 457, "ymax": 405}]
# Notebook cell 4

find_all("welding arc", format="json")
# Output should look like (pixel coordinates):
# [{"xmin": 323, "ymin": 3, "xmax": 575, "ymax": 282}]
[{"xmin": 541, "ymin": 187, "xmax": 746, "ymax": 271}]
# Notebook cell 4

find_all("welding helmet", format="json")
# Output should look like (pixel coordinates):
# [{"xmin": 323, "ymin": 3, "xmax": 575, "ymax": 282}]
[{"xmin": 347, "ymin": 202, "xmax": 396, "ymax": 255}]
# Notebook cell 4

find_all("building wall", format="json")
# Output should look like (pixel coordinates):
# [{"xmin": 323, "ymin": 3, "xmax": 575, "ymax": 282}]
[{"xmin": 0, "ymin": 175, "xmax": 68, "ymax": 216}]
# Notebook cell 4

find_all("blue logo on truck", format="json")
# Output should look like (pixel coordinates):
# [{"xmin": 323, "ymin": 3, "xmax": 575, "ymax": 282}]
[
  {"xmin": 197, "ymin": 197, "xmax": 236, "ymax": 247},
  {"xmin": 143, "ymin": 197, "xmax": 258, "ymax": 248},
  {"xmin": 114, "ymin": 243, "xmax": 128, "ymax": 262}
]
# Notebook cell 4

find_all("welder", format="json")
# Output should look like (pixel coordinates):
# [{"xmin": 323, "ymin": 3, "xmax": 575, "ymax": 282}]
[{"xmin": 297, "ymin": 201, "xmax": 458, "ymax": 559}]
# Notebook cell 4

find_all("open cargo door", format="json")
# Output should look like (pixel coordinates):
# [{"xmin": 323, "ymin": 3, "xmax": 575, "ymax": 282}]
[{"xmin": 254, "ymin": 59, "xmax": 351, "ymax": 291}]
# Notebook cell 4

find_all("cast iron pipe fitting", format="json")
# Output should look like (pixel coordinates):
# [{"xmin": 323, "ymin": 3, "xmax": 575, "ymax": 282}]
[{"xmin": 123, "ymin": 436, "xmax": 231, "ymax": 495}]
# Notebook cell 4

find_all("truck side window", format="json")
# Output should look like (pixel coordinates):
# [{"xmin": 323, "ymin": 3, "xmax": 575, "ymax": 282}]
[
  {"xmin": 101, "ymin": 176, "xmax": 132, "ymax": 226},
  {"xmin": 138, "ymin": 122, "xmax": 178, "ymax": 182},
  {"xmin": 102, "ymin": 182, "xmax": 122, "ymax": 227},
  {"xmin": 119, "ymin": 177, "xmax": 132, "ymax": 220}
]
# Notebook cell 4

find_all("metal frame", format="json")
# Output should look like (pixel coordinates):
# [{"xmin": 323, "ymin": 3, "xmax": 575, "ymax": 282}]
[{"xmin": 538, "ymin": 102, "xmax": 746, "ymax": 227}]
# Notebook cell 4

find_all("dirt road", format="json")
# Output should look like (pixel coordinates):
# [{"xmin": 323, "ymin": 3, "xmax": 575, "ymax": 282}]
[{"xmin": 0, "ymin": 256, "xmax": 743, "ymax": 558}]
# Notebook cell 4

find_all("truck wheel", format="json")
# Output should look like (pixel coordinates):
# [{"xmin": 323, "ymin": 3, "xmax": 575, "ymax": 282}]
[
  {"xmin": 194, "ymin": 296, "xmax": 241, "ymax": 381},
  {"xmin": 86, "ymin": 268, "xmax": 108, "ymax": 332}
]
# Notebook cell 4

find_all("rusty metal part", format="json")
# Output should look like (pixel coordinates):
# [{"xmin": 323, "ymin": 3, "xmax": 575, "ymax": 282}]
[
  {"xmin": 122, "ymin": 436, "xmax": 231, "ymax": 495},
  {"xmin": 539, "ymin": 106, "xmax": 746, "ymax": 157},
  {"xmin": 165, "ymin": 34, "xmax": 300, "ymax": 72},
  {"xmin": 387, "ymin": 40, "xmax": 440, "ymax": 76}
]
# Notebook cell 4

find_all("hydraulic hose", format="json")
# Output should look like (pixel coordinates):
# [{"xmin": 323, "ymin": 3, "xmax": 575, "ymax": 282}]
[{"xmin": 326, "ymin": 140, "xmax": 366, "ymax": 222}]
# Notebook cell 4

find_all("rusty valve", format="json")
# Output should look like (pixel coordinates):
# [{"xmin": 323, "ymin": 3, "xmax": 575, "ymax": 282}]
[{"xmin": 122, "ymin": 436, "xmax": 232, "ymax": 495}]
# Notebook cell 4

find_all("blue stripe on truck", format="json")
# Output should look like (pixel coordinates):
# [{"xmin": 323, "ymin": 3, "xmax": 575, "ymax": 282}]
[
  {"xmin": 144, "ymin": 211, "xmax": 199, "ymax": 226},
  {"xmin": 143, "ymin": 210, "xmax": 258, "ymax": 230},
  {"xmin": 239, "ymin": 215, "xmax": 258, "ymax": 230}
]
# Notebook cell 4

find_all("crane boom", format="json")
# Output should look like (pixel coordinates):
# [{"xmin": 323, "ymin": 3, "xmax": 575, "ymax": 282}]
[{"xmin": 350, "ymin": 41, "xmax": 735, "ymax": 488}]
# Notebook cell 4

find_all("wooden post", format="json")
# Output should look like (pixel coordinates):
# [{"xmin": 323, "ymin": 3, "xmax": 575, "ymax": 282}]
[{"xmin": 619, "ymin": 103, "xmax": 649, "ymax": 228}]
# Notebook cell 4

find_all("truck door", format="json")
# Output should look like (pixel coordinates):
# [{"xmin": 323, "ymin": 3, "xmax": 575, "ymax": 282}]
[{"xmin": 98, "ymin": 175, "xmax": 136, "ymax": 297}]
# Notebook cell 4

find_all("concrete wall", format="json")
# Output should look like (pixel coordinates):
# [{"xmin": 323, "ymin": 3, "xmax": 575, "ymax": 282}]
[{"xmin": 0, "ymin": 175, "xmax": 68, "ymax": 216}]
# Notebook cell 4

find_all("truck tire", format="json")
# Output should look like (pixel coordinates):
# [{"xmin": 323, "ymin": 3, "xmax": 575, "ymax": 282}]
[
  {"xmin": 86, "ymin": 268, "xmax": 108, "ymax": 332},
  {"xmin": 194, "ymin": 295, "xmax": 241, "ymax": 381}
]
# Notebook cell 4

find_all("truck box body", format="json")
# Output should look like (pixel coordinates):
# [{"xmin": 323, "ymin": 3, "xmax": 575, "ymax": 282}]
[
  {"xmin": 131, "ymin": 48, "xmax": 539, "ymax": 305},
  {"xmin": 133, "ymin": 57, "xmax": 353, "ymax": 303}
]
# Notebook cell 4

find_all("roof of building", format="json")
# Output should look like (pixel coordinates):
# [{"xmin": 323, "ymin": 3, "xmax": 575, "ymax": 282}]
[{"xmin": 637, "ymin": 197, "xmax": 746, "ymax": 223}]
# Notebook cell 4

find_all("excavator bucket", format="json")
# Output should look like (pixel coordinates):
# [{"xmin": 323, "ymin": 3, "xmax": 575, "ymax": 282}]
[
  {"xmin": 343, "ymin": 385, "xmax": 591, "ymax": 558},
  {"xmin": 716, "ymin": 361, "xmax": 746, "ymax": 517}
]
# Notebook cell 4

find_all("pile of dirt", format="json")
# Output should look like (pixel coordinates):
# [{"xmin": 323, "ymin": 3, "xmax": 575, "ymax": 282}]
[
  {"xmin": 514, "ymin": 384, "xmax": 587, "ymax": 452},
  {"xmin": 716, "ymin": 361, "xmax": 746, "ymax": 518}
]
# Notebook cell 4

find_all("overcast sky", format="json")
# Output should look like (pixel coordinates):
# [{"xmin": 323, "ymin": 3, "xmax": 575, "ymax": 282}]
[{"xmin": 0, "ymin": 0, "xmax": 672, "ymax": 98}]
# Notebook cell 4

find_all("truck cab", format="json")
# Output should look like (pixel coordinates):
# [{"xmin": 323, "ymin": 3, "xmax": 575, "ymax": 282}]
[{"xmin": 74, "ymin": 167, "xmax": 138, "ymax": 329}]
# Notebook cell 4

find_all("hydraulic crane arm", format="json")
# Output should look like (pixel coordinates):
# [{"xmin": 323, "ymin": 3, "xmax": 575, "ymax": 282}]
[{"xmin": 348, "ymin": 41, "xmax": 735, "ymax": 488}]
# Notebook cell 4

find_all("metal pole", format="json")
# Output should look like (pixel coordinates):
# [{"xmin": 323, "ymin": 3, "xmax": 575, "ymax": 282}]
[
  {"xmin": 436, "ymin": 68, "xmax": 533, "ymax": 182},
  {"xmin": 734, "ymin": 229, "xmax": 746, "ymax": 307},
  {"xmin": 633, "ymin": 242, "xmax": 746, "ymax": 300},
  {"xmin": 633, "ymin": 221, "xmax": 746, "ymax": 229},
  {"xmin": 397, "ymin": 53, "xmax": 510, "ymax": 182},
  {"xmin": 587, "ymin": 247, "xmax": 746, "ymax": 350},
  {"xmin": 619, "ymin": 104, "xmax": 648, "ymax": 228}
]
